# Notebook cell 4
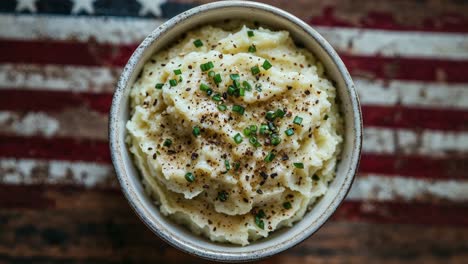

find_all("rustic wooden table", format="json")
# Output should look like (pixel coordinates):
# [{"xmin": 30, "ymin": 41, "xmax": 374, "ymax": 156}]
[{"xmin": 0, "ymin": 0, "xmax": 467, "ymax": 263}]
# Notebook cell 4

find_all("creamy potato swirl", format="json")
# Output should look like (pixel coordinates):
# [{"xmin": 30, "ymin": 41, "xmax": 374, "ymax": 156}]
[{"xmin": 126, "ymin": 24, "xmax": 342, "ymax": 245}]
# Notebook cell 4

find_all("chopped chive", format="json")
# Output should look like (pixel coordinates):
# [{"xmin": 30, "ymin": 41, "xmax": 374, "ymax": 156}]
[
  {"xmin": 233, "ymin": 80, "xmax": 241, "ymax": 88},
  {"xmin": 214, "ymin": 73, "xmax": 222, "ymax": 85},
  {"xmin": 218, "ymin": 104, "xmax": 227, "ymax": 111},
  {"xmin": 265, "ymin": 111, "xmax": 276, "ymax": 121},
  {"xmin": 174, "ymin": 69, "xmax": 182, "ymax": 75},
  {"xmin": 224, "ymin": 159, "xmax": 231, "ymax": 171},
  {"xmin": 208, "ymin": 70, "xmax": 215, "ymax": 77},
  {"xmin": 212, "ymin": 93, "xmax": 222, "ymax": 101},
  {"xmin": 242, "ymin": 81, "xmax": 252, "ymax": 91},
  {"xmin": 155, "ymin": 83, "xmax": 164, "ymax": 89},
  {"xmin": 259, "ymin": 124, "xmax": 269, "ymax": 135},
  {"xmin": 283, "ymin": 202, "xmax": 292, "ymax": 209},
  {"xmin": 271, "ymin": 135, "xmax": 281, "ymax": 146},
  {"xmin": 233, "ymin": 133, "xmax": 243, "ymax": 144},
  {"xmin": 264, "ymin": 152, "xmax": 276, "ymax": 162},
  {"xmin": 233, "ymin": 162, "xmax": 240, "ymax": 171},
  {"xmin": 179, "ymin": 76, "xmax": 183, "ymax": 82},
  {"xmin": 312, "ymin": 174, "xmax": 320, "ymax": 181},
  {"xmin": 193, "ymin": 39, "xmax": 203, "ymax": 48},
  {"xmin": 239, "ymin": 87, "xmax": 245, "ymax": 96},
  {"xmin": 243, "ymin": 127, "xmax": 251, "ymax": 137},
  {"xmin": 248, "ymin": 44, "xmax": 256, "ymax": 53},
  {"xmin": 169, "ymin": 79, "xmax": 178, "ymax": 86},
  {"xmin": 230, "ymin": 74, "xmax": 240, "ymax": 81},
  {"xmin": 247, "ymin": 30, "xmax": 254, "ymax": 37},
  {"xmin": 324, "ymin": 114, "xmax": 329, "ymax": 120},
  {"xmin": 249, "ymin": 136, "xmax": 261, "ymax": 147},
  {"xmin": 262, "ymin": 60, "xmax": 272, "ymax": 70},
  {"xmin": 255, "ymin": 216, "xmax": 264, "ymax": 229},
  {"xmin": 255, "ymin": 83, "xmax": 262, "ymax": 92},
  {"xmin": 185, "ymin": 172, "xmax": 195, "ymax": 183},
  {"xmin": 293, "ymin": 162, "xmax": 304, "ymax": 169},
  {"xmin": 192, "ymin": 126, "xmax": 201, "ymax": 137},
  {"xmin": 200, "ymin": 61, "xmax": 214, "ymax": 72},
  {"xmin": 249, "ymin": 125, "xmax": 258, "ymax": 134},
  {"xmin": 227, "ymin": 85, "xmax": 236, "ymax": 95},
  {"xmin": 251, "ymin": 65, "xmax": 260, "ymax": 75},
  {"xmin": 232, "ymin": 105, "xmax": 245, "ymax": 115},
  {"xmin": 275, "ymin": 108, "xmax": 285, "ymax": 118},
  {"xmin": 200, "ymin": 83, "xmax": 210, "ymax": 91},
  {"xmin": 255, "ymin": 209, "xmax": 265, "ymax": 229},
  {"xmin": 218, "ymin": 190, "xmax": 228, "ymax": 202},
  {"xmin": 267, "ymin": 122, "xmax": 277, "ymax": 132},
  {"xmin": 293, "ymin": 116, "xmax": 303, "ymax": 125},
  {"xmin": 206, "ymin": 88, "xmax": 213, "ymax": 96},
  {"xmin": 285, "ymin": 128, "xmax": 294, "ymax": 136},
  {"xmin": 163, "ymin": 139, "xmax": 172, "ymax": 147}
]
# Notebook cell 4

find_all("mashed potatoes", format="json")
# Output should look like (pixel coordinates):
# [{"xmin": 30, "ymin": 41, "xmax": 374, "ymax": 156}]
[{"xmin": 126, "ymin": 24, "xmax": 342, "ymax": 245}]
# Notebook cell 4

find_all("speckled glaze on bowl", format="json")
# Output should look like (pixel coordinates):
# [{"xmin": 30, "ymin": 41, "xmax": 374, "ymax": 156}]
[{"xmin": 109, "ymin": 1, "xmax": 362, "ymax": 262}]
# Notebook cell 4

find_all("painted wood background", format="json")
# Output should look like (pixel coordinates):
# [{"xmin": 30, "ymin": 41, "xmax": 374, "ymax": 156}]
[{"xmin": 0, "ymin": 0, "xmax": 467, "ymax": 263}]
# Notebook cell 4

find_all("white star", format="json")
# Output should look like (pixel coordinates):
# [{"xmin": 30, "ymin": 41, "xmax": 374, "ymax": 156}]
[
  {"xmin": 137, "ymin": 0, "xmax": 166, "ymax": 17},
  {"xmin": 16, "ymin": 0, "xmax": 38, "ymax": 13},
  {"xmin": 71, "ymin": 0, "xmax": 96, "ymax": 14}
]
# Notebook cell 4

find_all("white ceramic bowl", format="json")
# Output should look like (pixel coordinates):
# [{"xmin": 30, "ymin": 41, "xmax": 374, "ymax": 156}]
[{"xmin": 109, "ymin": 1, "xmax": 362, "ymax": 262}]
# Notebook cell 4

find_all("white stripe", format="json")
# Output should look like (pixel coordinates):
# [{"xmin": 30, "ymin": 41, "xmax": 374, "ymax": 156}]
[
  {"xmin": 0, "ymin": 15, "xmax": 467, "ymax": 60},
  {"xmin": 0, "ymin": 14, "xmax": 161, "ymax": 45},
  {"xmin": 363, "ymin": 127, "xmax": 468, "ymax": 156},
  {"xmin": 316, "ymin": 26, "xmax": 468, "ymax": 60},
  {"xmin": 347, "ymin": 174, "xmax": 468, "ymax": 202},
  {"xmin": 1, "ymin": 158, "xmax": 466, "ymax": 202},
  {"xmin": 1, "ymin": 64, "xmax": 467, "ymax": 111},
  {"xmin": 0, "ymin": 64, "xmax": 119, "ymax": 93},
  {"xmin": 355, "ymin": 78, "xmax": 468, "ymax": 109},
  {"xmin": 0, "ymin": 158, "xmax": 116, "ymax": 188},
  {"xmin": 0, "ymin": 110, "xmax": 108, "ymax": 140},
  {"xmin": 1, "ymin": 110, "xmax": 466, "ymax": 156},
  {"xmin": 0, "ymin": 111, "xmax": 59, "ymax": 137}
]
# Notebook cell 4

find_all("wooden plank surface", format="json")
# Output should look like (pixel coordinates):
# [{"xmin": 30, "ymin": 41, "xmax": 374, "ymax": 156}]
[{"xmin": 1, "ymin": 0, "xmax": 467, "ymax": 263}]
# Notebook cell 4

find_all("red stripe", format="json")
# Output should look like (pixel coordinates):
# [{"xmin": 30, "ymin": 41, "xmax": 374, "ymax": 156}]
[
  {"xmin": 359, "ymin": 154, "xmax": 467, "ymax": 180},
  {"xmin": 0, "ymin": 39, "xmax": 137, "ymax": 67},
  {"xmin": 1, "ymin": 135, "xmax": 466, "ymax": 180},
  {"xmin": 1, "ymin": 89, "xmax": 466, "ymax": 132},
  {"xmin": 362, "ymin": 105, "xmax": 468, "ymax": 131},
  {"xmin": 2, "ymin": 183, "xmax": 467, "ymax": 226},
  {"xmin": 335, "ymin": 201, "xmax": 468, "ymax": 226},
  {"xmin": 1, "ymin": 39, "xmax": 468, "ymax": 83},
  {"xmin": 0, "ymin": 184, "xmax": 118, "ymax": 210},
  {"xmin": 0, "ymin": 136, "xmax": 110, "ymax": 163},
  {"xmin": 341, "ymin": 54, "xmax": 468, "ymax": 83},
  {"xmin": 0, "ymin": 89, "xmax": 112, "ymax": 114},
  {"xmin": 0, "ymin": 184, "xmax": 55, "ymax": 209},
  {"xmin": 310, "ymin": 7, "xmax": 468, "ymax": 33}
]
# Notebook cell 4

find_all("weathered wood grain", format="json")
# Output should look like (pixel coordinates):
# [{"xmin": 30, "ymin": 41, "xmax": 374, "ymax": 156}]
[
  {"xmin": 1, "ymin": 185, "xmax": 467, "ymax": 226},
  {"xmin": 1, "ymin": 205, "xmax": 467, "ymax": 263}
]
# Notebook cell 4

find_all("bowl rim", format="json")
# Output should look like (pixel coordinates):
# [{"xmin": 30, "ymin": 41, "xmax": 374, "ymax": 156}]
[{"xmin": 109, "ymin": 1, "xmax": 362, "ymax": 262}]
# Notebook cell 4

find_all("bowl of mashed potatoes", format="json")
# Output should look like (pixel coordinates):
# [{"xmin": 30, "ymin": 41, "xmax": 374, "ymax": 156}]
[{"xmin": 109, "ymin": 1, "xmax": 362, "ymax": 262}]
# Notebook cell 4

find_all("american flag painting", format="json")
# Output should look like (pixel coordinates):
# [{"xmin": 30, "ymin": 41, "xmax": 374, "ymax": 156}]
[{"xmin": 0, "ymin": 0, "xmax": 467, "ymax": 263}]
